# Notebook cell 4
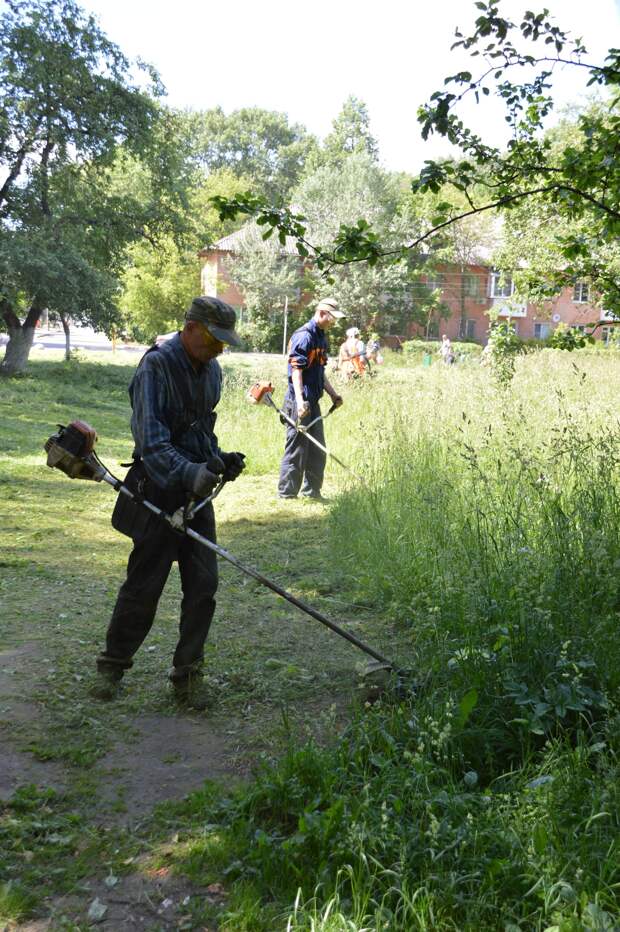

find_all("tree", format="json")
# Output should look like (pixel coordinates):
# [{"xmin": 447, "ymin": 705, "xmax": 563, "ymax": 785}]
[
  {"xmin": 211, "ymin": 3, "xmax": 620, "ymax": 317},
  {"xmin": 313, "ymin": 96, "xmax": 379, "ymax": 170},
  {"xmin": 414, "ymin": 4, "xmax": 620, "ymax": 314},
  {"xmin": 489, "ymin": 105, "xmax": 620, "ymax": 328},
  {"xmin": 185, "ymin": 107, "xmax": 318, "ymax": 201},
  {"xmin": 0, "ymin": 0, "xmax": 183, "ymax": 374},
  {"xmin": 119, "ymin": 168, "xmax": 253, "ymax": 342},
  {"xmin": 221, "ymin": 155, "xmax": 438, "ymax": 347},
  {"xmin": 295, "ymin": 154, "xmax": 431, "ymax": 336},
  {"xmin": 119, "ymin": 238, "xmax": 200, "ymax": 344},
  {"xmin": 225, "ymin": 225, "xmax": 302, "ymax": 352}
]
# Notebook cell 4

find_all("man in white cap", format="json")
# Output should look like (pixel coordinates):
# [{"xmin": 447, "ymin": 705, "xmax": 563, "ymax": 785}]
[
  {"xmin": 339, "ymin": 326, "xmax": 368, "ymax": 379},
  {"xmin": 277, "ymin": 297, "xmax": 345, "ymax": 500}
]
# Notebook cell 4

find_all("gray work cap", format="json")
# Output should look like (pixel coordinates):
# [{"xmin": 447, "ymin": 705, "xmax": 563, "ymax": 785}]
[{"xmin": 185, "ymin": 296, "xmax": 241, "ymax": 347}]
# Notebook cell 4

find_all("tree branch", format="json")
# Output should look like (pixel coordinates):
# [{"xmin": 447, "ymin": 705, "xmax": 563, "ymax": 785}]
[
  {"xmin": 0, "ymin": 123, "xmax": 43, "ymax": 210},
  {"xmin": 1, "ymin": 298, "xmax": 19, "ymax": 329}
]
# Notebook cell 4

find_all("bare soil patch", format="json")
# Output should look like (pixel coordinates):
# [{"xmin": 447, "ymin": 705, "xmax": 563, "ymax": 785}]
[
  {"xmin": 0, "ymin": 644, "xmax": 68, "ymax": 799},
  {"xmin": 95, "ymin": 713, "xmax": 245, "ymax": 826},
  {"xmin": 32, "ymin": 864, "xmax": 224, "ymax": 931}
]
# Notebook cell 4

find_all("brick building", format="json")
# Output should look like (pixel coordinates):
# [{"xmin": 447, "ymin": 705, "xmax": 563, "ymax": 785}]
[
  {"xmin": 198, "ymin": 235, "xmax": 618, "ymax": 345},
  {"xmin": 198, "ymin": 230, "xmax": 252, "ymax": 318}
]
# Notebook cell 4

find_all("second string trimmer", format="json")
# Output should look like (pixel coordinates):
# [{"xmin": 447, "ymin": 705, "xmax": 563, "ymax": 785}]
[{"xmin": 247, "ymin": 381, "xmax": 365, "ymax": 484}]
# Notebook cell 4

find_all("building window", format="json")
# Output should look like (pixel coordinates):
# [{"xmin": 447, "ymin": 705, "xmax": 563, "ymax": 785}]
[
  {"xmin": 459, "ymin": 318, "xmax": 476, "ymax": 339},
  {"xmin": 464, "ymin": 273, "xmax": 480, "ymax": 299},
  {"xmin": 534, "ymin": 322, "xmax": 550, "ymax": 339},
  {"xmin": 573, "ymin": 281, "xmax": 590, "ymax": 303},
  {"xmin": 426, "ymin": 272, "xmax": 445, "ymax": 291},
  {"xmin": 490, "ymin": 272, "xmax": 514, "ymax": 299},
  {"xmin": 600, "ymin": 326, "xmax": 617, "ymax": 345}
]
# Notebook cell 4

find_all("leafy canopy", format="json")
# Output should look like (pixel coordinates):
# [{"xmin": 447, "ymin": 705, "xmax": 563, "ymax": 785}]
[
  {"xmin": 184, "ymin": 106, "xmax": 318, "ymax": 201},
  {"xmin": 0, "ymin": 0, "xmax": 191, "ymax": 373},
  {"xmin": 210, "ymin": 2, "xmax": 620, "ymax": 317}
]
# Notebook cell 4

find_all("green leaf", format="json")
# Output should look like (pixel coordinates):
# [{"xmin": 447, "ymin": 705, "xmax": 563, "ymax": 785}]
[
  {"xmin": 532, "ymin": 822, "xmax": 548, "ymax": 854},
  {"xmin": 457, "ymin": 688, "xmax": 478, "ymax": 727}
]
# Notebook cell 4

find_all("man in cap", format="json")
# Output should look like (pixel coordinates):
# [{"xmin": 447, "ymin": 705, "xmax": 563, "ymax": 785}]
[
  {"xmin": 278, "ymin": 297, "xmax": 345, "ymax": 500},
  {"xmin": 93, "ymin": 297, "xmax": 246, "ymax": 709},
  {"xmin": 339, "ymin": 326, "xmax": 368, "ymax": 379}
]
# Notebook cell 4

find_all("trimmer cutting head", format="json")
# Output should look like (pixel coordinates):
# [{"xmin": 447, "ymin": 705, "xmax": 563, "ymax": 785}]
[{"xmin": 362, "ymin": 661, "xmax": 416, "ymax": 703}]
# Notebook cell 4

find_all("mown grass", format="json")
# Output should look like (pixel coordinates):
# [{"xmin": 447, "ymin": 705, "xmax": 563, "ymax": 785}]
[{"xmin": 2, "ymin": 346, "xmax": 620, "ymax": 929}]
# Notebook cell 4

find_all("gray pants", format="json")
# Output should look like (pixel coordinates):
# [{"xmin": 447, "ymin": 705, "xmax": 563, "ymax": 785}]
[{"xmin": 277, "ymin": 392, "xmax": 326, "ymax": 498}]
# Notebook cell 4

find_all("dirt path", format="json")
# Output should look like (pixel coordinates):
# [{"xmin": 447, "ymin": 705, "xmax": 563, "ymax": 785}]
[{"xmin": 0, "ymin": 644, "xmax": 68, "ymax": 800}]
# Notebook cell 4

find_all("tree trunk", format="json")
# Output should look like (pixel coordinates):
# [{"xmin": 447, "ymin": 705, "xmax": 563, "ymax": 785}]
[
  {"xmin": 60, "ymin": 312, "xmax": 71, "ymax": 360},
  {"xmin": 0, "ymin": 301, "xmax": 43, "ymax": 375},
  {"xmin": 459, "ymin": 264, "xmax": 466, "ymax": 340}
]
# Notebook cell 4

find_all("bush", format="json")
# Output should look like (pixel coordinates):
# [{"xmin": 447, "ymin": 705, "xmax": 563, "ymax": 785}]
[{"xmin": 550, "ymin": 322, "xmax": 595, "ymax": 351}]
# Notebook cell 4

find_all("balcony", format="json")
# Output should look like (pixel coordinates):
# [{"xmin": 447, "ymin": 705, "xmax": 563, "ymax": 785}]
[{"xmin": 493, "ymin": 299, "xmax": 527, "ymax": 318}]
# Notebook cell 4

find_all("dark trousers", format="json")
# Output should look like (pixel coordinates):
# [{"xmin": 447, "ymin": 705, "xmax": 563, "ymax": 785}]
[
  {"xmin": 277, "ymin": 392, "xmax": 326, "ymax": 498},
  {"xmin": 98, "ymin": 504, "xmax": 218, "ymax": 681}
]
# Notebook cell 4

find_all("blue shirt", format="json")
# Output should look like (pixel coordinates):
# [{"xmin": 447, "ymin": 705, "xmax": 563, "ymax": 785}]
[
  {"xmin": 128, "ymin": 333, "xmax": 222, "ymax": 491},
  {"xmin": 286, "ymin": 318, "xmax": 328, "ymax": 403}
]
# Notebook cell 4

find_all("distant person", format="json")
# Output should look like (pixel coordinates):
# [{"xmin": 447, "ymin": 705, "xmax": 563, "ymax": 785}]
[
  {"xmin": 366, "ymin": 334, "xmax": 382, "ymax": 365},
  {"xmin": 278, "ymin": 297, "xmax": 345, "ymax": 500},
  {"xmin": 337, "ymin": 336, "xmax": 355, "ymax": 380},
  {"xmin": 340, "ymin": 327, "xmax": 367, "ymax": 379},
  {"xmin": 439, "ymin": 333, "xmax": 455, "ymax": 365}
]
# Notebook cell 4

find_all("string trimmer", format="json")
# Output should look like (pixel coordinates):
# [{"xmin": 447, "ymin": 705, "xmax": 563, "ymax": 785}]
[
  {"xmin": 44, "ymin": 421, "xmax": 405, "ymax": 681},
  {"xmin": 247, "ymin": 381, "xmax": 365, "ymax": 483}
]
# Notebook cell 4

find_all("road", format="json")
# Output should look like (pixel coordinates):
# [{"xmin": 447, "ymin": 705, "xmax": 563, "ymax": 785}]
[
  {"xmin": 0, "ymin": 326, "xmax": 285, "ymax": 365},
  {"xmin": 0, "ymin": 325, "xmax": 146, "ymax": 355}
]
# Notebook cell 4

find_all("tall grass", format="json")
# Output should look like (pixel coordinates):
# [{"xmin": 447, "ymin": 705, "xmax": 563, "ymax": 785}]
[{"xmin": 200, "ymin": 350, "xmax": 620, "ymax": 930}]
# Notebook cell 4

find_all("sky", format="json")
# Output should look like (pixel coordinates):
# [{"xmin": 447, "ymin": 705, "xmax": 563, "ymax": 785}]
[{"xmin": 42, "ymin": 0, "xmax": 620, "ymax": 172}]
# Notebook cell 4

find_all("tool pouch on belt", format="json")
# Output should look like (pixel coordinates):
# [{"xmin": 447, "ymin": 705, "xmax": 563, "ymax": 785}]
[{"xmin": 111, "ymin": 460, "xmax": 188, "ymax": 540}]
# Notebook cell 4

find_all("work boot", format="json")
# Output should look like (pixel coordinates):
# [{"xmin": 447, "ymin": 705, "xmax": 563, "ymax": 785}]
[
  {"xmin": 301, "ymin": 492, "xmax": 329, "ymax": 503},
  {"xmin": 90, "ymin": 667, "xmax": 123, "ymax": 701},
  {"xmin": 172, "ymin": 674, "xmax": 213, "ymax": 711}
]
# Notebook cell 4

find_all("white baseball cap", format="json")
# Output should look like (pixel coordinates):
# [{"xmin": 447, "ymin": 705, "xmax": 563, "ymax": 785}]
[{"xmin": 316, "ymin": 297, "xmax": 345, "ymax": 319}]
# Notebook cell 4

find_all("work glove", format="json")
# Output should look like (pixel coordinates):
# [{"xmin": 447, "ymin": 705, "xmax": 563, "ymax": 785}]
[
  {"xmin": 330, "ymin": 394, "xmax": 344, "ymax": 409},
  {"xmin": 205, "ymin": 454, "xmax": 225, "ymax": 475},
  {"xmin": 190, "ymin": 464, "xmax": 221, "ymax": 498},
  {"xmin": 220, "ymin": 451, "xmax": 246, "ymax": 482},
  {"xmin": 296, "ymin": 399, "xmax": 310, "ymax": 420}
]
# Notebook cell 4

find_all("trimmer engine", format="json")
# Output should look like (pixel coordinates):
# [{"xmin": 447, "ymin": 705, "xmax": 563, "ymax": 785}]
[
  {"xmin": 44, "ymin": 420, "xmax": 106, "ymax": 481},
  {"xmin": 247, "ymin": 381, "xmax": 275, "ymax": 405}
]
